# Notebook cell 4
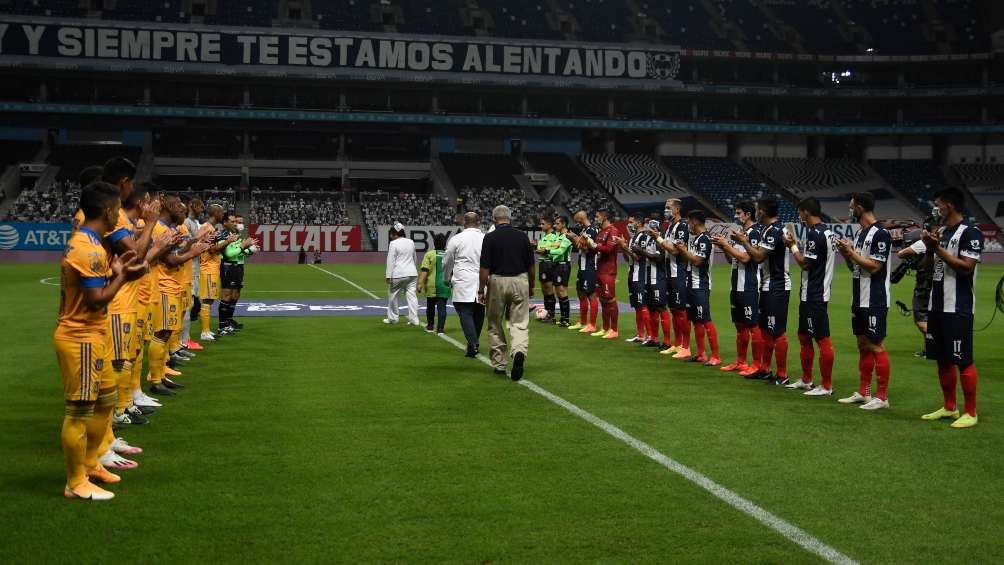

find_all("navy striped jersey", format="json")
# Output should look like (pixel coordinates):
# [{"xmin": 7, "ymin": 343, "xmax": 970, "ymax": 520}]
[
  {"xmin": 929, "ymin": 221, "xmax": 983, "ymax": 315},
  {"xmin": 577, "ymin": 225, "xmax": 599, "ymax": 272},
  {"xmin": 800, "ymin": 223, "xmax": 837, "ymax": 303},
  {"xmin": 643, "ymin": 232, "xmax": 665, "ymax": 284},
  {"xmin": 757, "ymin": 222, "xmax": 792, "ymax": 292},
  {"xmin": 627, "ymin": 231, "xmax": 648, "ymax": 284},
  {"xmin": 731, "ymin": 223, "xmax": 761, "ymax": 293},
  {"xmin": 664, "ymin": 219, "xmax": 689, "ymax": 281},
  {"xmin": 689, "ymin": 232, "xmax": 713, "ymax": 290},
  {"xmin": 850, "ymin": 222, "xmax": 892, "ymax": 308}
]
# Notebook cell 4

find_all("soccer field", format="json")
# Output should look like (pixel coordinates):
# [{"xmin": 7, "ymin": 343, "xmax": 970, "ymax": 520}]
[{"xmin": 2, "ymin": 260, "xmax": 1003, "ymax": 564}]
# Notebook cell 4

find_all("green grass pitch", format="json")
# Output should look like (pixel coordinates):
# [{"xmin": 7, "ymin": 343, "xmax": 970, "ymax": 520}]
[{"xmin": 1, "ymin": 260, "xmax": 1003, "ymax": 564}]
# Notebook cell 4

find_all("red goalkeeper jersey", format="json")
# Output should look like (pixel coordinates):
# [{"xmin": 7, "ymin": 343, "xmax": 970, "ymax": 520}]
[{"xmin": 594, "ymin": 224, "xmax": 620, "ymax": 277}]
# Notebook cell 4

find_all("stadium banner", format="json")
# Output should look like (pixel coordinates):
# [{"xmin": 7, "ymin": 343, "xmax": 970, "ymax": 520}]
[
  {"xmin": 0, "ymin": 18, "xmax": 681, "ymax": 88},
  {"xmin": 378, "ymin": 225, "xmax": 557, "ymax": 252},
  {"xmin": 0, "ymin": 222, "xmax": 73, "ymax": 250},
  {"xmin": 249, "ymin": 224, "xmax": 362, "ymax": 252}
]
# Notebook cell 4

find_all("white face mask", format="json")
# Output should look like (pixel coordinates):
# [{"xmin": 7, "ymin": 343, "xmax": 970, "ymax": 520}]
[
  {"xmin": 931, "ymin": 206, "xmax": 942, "ymax": 220},
  {"xmin": 236, "ymin": 223, "xmax": 245, "ymax": 231}
]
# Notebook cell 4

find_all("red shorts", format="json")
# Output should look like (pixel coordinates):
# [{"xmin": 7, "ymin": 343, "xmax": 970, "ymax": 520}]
[{"xmin": 598, "ymin": 273, "xmax": 617, "ymax": 300}]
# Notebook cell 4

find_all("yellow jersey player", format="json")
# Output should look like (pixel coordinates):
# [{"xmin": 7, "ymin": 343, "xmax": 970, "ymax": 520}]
[
  {"xmin": 56, "ymin": 182, "xmax": 145, "ymax": 501},
  {"xmin": 148, "ymin": 196, "xmax": 209, "ymax": 397},
  {"xmin": 197, "ymin": 203, "xmax": 237, "ymax": 341}
]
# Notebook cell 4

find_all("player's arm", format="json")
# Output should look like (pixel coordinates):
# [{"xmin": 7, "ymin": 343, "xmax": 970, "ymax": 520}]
[
  {"xmin": 80, "ymin": 251, "xmax": 145, "ymax": 309},
  {"xmin": 165, "ymin": 240, "xmax": 210, "ymax": 266},
  {"xmin": 595, "ymin": 233, "xmax": 618, "ymax": 255},
  {"xmin": 739, "ymin": 229, "xmax": 769, "ymax": 263},
  {"xmin": 837, "ymin": 232, "xmax": 887, "ymax": 274},
  {"xmin": 549, "ymin": 236, "xmax": 572, "ymax": 260},
  {"xmin": 712, "ymin": 234, "xmax": 750, "ymax": 264},
  {"xmin": 442, "ymin": 240, "xmax": 456, "ymax": 283},
  {"xmin": 924, "ymin": 228, "xmax": 980, "ymax": 275},
  {"xmin": 785, "ymin": 231, "xmax": 812, "ymax": 270}
]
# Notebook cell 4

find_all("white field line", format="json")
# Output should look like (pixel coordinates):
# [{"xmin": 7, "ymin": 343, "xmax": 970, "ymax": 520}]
[
  {"xmin": 312, "ymin": 266, "xmax": 858, "ymax": 565},
  {"xmin": 307, "ymin": 264, "xmax": 381, "ymax": 299}
]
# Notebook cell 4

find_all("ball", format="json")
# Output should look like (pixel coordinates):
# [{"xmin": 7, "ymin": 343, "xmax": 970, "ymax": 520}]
[{"xmin": 534, "ymin": 306, "xmax": 549, "ymax": 320}]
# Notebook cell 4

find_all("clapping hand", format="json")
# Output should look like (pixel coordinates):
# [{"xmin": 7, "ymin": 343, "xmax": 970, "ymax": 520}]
[
  {"xmin": 835, "ymin": 238, "xmax": 853, "ymax": 256},
  {"xmin": 921, "ymin": 229, "xmax": 940, "ymax": 250}
]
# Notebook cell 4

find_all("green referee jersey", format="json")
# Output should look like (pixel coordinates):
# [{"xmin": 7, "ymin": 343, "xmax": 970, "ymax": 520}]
[
  {"xmin": 536, "ymin": 231, "xmax": 559, "ymax": 263},
  {"xmin": 549, "ymin": 232, "xmax": 573, "ymax": 263}
]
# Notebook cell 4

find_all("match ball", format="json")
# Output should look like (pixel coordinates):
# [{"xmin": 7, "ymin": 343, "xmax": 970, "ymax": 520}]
[{"xmin": 534, "ymin": 306, "xmax": 549, "ymax": 320}]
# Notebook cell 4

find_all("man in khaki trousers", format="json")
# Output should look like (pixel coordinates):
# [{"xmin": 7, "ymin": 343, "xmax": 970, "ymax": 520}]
[{"xmin": 478, "ymin": 205, "xmax": 535, "ymax": 381}]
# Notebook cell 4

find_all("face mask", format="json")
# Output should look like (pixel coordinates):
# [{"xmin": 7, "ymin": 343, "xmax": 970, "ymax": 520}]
[
  {"xmin": 734, "ymin": 213, "xmax": 743, "ymax": 224},
  {"xmin": 848, "ymin": 209, "xmax": 859, "ymax": 223},
  {"xmin": 664, "ymin": 209, "xmax": 672, "ymax": 219},
  {"xmin": 236, "ymin": 223, "xmax": 245, "ymax": 231},
  {"xmin": 931, "ymin": 206, "xmax": 942, "ymax": 220},
  {"xmin": 627, "ymin": 224, "xmax": 637, "ymax": 236}
]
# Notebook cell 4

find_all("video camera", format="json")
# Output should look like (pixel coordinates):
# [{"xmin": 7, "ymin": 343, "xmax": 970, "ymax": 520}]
[{"xmin": 889, "ymin": 216, "xmax": 936, "ymax": 285}]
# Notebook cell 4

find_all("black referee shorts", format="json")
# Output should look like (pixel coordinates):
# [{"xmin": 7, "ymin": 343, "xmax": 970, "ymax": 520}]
[
  {"xmin": 221, "ymin": 263, "xmax": 244, "ymax": 290},
  {"xmin": 552, "ymin": 262, "xmax": 571, "ymax": 286},
  {"xmin": 538, "ymin": 261, "xmax": 555, "ymax": 284}
]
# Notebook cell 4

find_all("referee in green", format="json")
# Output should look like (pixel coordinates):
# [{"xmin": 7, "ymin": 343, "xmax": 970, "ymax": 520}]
[{"xmin": 535, "ymin": 216, "xmax": 559, "ymax": 322}]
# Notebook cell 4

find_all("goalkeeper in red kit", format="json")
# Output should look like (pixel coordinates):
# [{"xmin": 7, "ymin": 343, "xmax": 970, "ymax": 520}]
[{"xmin": 592, "ymin": 209, "xmax": 621, "ymax": 339}]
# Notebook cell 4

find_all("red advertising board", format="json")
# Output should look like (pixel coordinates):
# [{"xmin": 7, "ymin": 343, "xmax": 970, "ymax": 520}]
[{"xmin": 249, "ymin": 225, "xmax": 362, "ymax": 252}]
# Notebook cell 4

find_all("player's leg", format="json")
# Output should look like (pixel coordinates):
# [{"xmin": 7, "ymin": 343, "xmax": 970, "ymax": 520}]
[
  {"xmin": 556, "ymin": 282, "xmax": 570, "ymax": 326},
  {"xmin": 541, "ymin": 264, "xmax": 556, "ymax": 320},
  {"xmin": 56, "ymin": 339, "xmax": 113, "ymax": 500},
  {"xmin": 84, "ymin": 344, "xmax": 124, "ymax": 484},
  {"xmin": 570, "ymin": 272, "xmax": 588, "ymax": 330},
  {"xmin": 861, "ymin": 308, "xmax": 890, "ymax": 410},
  {"xmin": 599, "ymin": 275, "xmax": 618, "ymax": 338},
  {"xmin": 149, "ymin": 293, "xmax": 176, "ymax": 396},
  {"xmin": 840, "ymin": 308, "xmax": 873, "ymax": 404},
  {"xmin": 584, "ymin": 280, "xmax": 599, "ymax": 333},
  {"xmin": 701, "ymin": 294, "xmax": 720, "ymax": 365},
  {"xmin": 385, "ymin": 277, "xmax": 402, "ymax": 323}
]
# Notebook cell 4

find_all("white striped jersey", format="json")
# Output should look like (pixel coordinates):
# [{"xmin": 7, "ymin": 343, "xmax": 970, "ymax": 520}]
[
  {"xmin": 850, "ymin": 222, "xmax": 892, "ymax": 308},
  {"xmin": 627, "ymin": 232, "xmax": 648, "ymax": 284},
  {"xmin": 757, "ymin": 222, "xmax": 792, "ymax": 292},
  {"xmin": 578, "ymin": 225, "xmax": 599, "ymax": 272},
  {"xmin": 664, "ymin": 219, "xmax": 689, "ymax": 281},
  {"xmin": 689, "ymin": 232, "xmax": 713, "ymax": 290},
  {"xmin": 929, "ymin": 221, "xmax": 983, "ymax": 315},
  {"xmin": 644, "ymin": 233, "xmax": 665, "ymax": 284},
  {"xmin": 800, "ymin": 223, "xmax": 837, "ymax": 303},
  {"xmin": 731, "ymin": 223, "xmax": 761, "ymax": 293}
]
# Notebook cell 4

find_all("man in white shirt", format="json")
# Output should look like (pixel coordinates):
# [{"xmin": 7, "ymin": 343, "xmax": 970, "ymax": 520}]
[
  {"xmin": 443, "ymin": 212, "xmax": 485, "ymax": 357},
  {"xmin": 385, "ymin": 222, "xmax": 420, "ymax": 325}
]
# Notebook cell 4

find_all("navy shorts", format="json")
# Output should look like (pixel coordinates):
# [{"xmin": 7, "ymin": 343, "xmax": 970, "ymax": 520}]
[
  {"xmin": 798, "ymin": 301, "xmax": 831, "ymax": 339},
  {"xmin": 552, "ymin": 263, "xmax": 571, "ymax": 286},
  {"xmin": 926, "ymin": 312, "xmax": 974, "ymax": 367},
  {"xmin": 538, "ymin": 261, "xmax": 554, "ymax": 284},
  {"xmin": 851, "ymin": 307, "xmax": 888, "ymax": 343},
  {"xmin": 576, "ymin": 269, "xmax": 597, "ymax": 295},
  {"xmin": 628, "ymin": 280, "xmax": 646, "ymax": 309},
  {"xmin": 668, "ymin": 279, "xmax": 689, "ymax": 310},
  {"xmin": 687, "ymin": 289, "xmax": 712, "ymax": 323},
  {"xmin": 758, "ymin": 291, "xmax": 790, "ymax": 337},
  {"xmin": 730, "ymin": 291, "xmax": 758, "ymax": 325}
]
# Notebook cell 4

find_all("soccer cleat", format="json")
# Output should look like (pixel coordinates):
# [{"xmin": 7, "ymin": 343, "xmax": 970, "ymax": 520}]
[
  {"xmin": 773, "ymin": 376, "xmax": 790, "ymax": 386},
  {"xmin": 838, "ymin": 392, "xmax": 872, "ymax": 404},
  {"xmin": 511, "ymin": 352, "xmax": 525, "ymax": 382},
  {"xmin": 950, "ymin": 414, "xmax": 978, "ymax": 428},
  {"xmin": 112, "ymin": 412, "xmax": 129, "ymax": 430},
  {"xmin": 567, "ymin": 322, "xmax": 584, "ymax": 331},
  {"xmin": 493, "ymin": 369, "xmax": 507, "ymax": 376},
  {"xmin": 644, "ymin": 341, "xmax": 662, "ymax": 349},
  {"xmin": 149, "ymin": 383, "xmax": 176, "ymax": 397},
  {"xmin": 720, "ymin": 362, "xmax": 745, "ymax": 372},
  {"xmin": 100, "ymin": 450, "xmax": 138, "ymax": 470},
  {"xmin": 381, "ymin": 318, "xmax": 396, "ymax": 325},
  {"xmin": 186, "ymin": 339, "xmax": 204, "ymax": 351},
  {"xmin": 169, "ymin": 353, "xmax": 190, "ymax": 364},
  {"xmin": 64, "ymin": 480, "xmax": 115, "ymax": 501},
  {"xmin": 625, "ymin": 335, "xmax": 642, "ymax": 343},
  {"xmin": 672, "ymin": 348, "xmax": 692, "ymax": 359},
  {"xmin": 913, "ymin": 350, "xmax": 926, "ymax": 358},
  {"xmin": 133, "ymin": 392, "xmax": 162, "ymax": 408},
  {"xmin": 602, "ymin": 330, "xmax": 619, "ymax": 340},
  {"xmin": 704, "ymin": 358, "xmax": 722, "ymax": 367},
  {"xmin": 557, "ymin": 321, "xmax": 570, "ymax": 328},
  {"xmin": 162, "ymin": 377, "xmax": 185, "ymax": 389},
  {"xmin": 921, "ymin": 407, "xmax": 961, "ymax": 421},
  {"xmin": 200, "ymin": 332, "xmax": 216, "ymax": 342},
  {"xmin": 126, "ymin": 411, "xmax": 148, "ymax": 425},
  {"xmin": 218, "ymin": 326, "xmax": 235, "ymax": 336},
  {"xmin": 127, "ymin": 404, "xmax": 152, "ymax": 418},
  {"xmin": 164, "ymin": 366, "xmax": 182, "ymax": 377},
  {"xmin": 590, "ymin": 329, "xmax": 607, "ymax": 337},
  {"xmin": 424, "ymin": 327, "xmax": 435, "ymax": 334},
  {"xmin": 87, "ymin": 464, "xmax": 121, "ymax": 484},
  {"xmin": 804, "ymin": 386, "xmax": 833, "ymax": 397},
  {"xmin": 738, "ymin": 365, "xmax": 761, "ymax": 378},
  {"xmin": 689, "ymin": 354, "xmax": 708, "ymax": 363},
  {"xmin": 785, "ymin": 379, "xmax": 814, "ymax": 391},
  {"xmin": 111, "ymin": 437, "xmax": 142, "ymax": 455},
  {"xmin": 860, "ymin": 398, "xmax": 889, "ymax": 411},
  {"xmin": 743, "ymin": 370, "xmax": 768, "ymax": 380},
  {"xmin": 579, "ymin": 324, "xmax": 597, "ymax": 334}
]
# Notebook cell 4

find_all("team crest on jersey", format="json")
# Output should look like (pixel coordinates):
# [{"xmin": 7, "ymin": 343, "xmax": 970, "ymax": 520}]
[
  {"xmin": 136, "ymin": 319, "xmax": 144, "ymax": 328},
  {"xmin": 877, "ymin": 242, "xmax": 887, "ymax": 252},
  {"xmin": 95, "ymin": 359, "xmax": 104, "ymax": 371},
  {"xmin": 123, "ymin": 323, "xmax": 131, "ymax": 334},
  {"xmin": 170, "ymin": 305, "xmax": 177, "ymax": 312}
]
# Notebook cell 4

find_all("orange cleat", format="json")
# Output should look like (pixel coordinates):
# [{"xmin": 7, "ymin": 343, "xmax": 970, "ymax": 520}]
[
  {"xmin": 86, "ymin": 464, "xmax": 121, "ymax": 484},
  {"xmin": 720, "ymin": 362, "xmax": 747, "ymax": 372},
  {"xmin": 602, "ymin": 330, "xmax": 619, "ymax": 340},
  {"xmin": 738, "ymin": 365, "xmax": 761, "ymax": 377},
  {"xmin": 578, "ymin": 324, "xmax": 597, "ymax": 334},
  {"xmin": 164, "ymin": 366, "xmax": 182, "ymax": 377},
  {"xmin": 705, "ymin": 357, "xmax": 722, "ymax": 367},
  {"xmin": 185, "ymin": 339, "xmax": 204, "ymax": 351},
  {"xmin": 64, "ymin": 480, "xmax": 115, "ymax": 501},
  {"xmin": 672, "ymin": 348, "xmax": 692, "ymax": 359}
]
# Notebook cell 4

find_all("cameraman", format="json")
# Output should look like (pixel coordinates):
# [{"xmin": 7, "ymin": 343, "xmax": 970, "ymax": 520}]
[{"xmin": 896, "ymin": 222, "xmax": 936, "ymax": 357}]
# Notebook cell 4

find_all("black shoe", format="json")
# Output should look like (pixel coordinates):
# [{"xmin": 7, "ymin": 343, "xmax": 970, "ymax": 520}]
[
  {"xmin": 511, "ymin": 352, "xmax": 525, "ymax": 382},
  {"xmin": 650, "ymin": 341, "xmax": 665, "ymax": 349},
  {"xmin": 774, "ymin": 376, "xmax": 790, "ymax": 386},
  {"xmin": 127, "ymin": 412, "xmax": 149, "ymax": 425},
  {"xmin": 149, "ymin": 383, "xmax": 176, "ymax": 396},
  {"xmin": 129, "ymin": 404, "xmax": 156, "ymax": 416},
  {"xmin": 913, "ymin": 350, "xmax": 926, "ymax": 358},
  {"xmin": 163, "ymin": 378, "xmax": 185, "ymax": 390},
  {"xmin": 465, "ymin": 345, "xmax": 477, "ymax": 358},
  {"xmin": 474, "ymin": 344, "xmax": 480, "ymax": 355},
  {"xmin": 112, "ymin": 419, "xmax": 128, "ymax": 431},
  {"xmin": 169, "ymin": 353, "xmax": 189, "ymax": 365},
  {"xmin": 493, "ymin": 369, "xmax": 507, "ymax": 376},
  {"xmin": 763, "ymin": 372, "xmax": 777, "ymax": 384},
  {"xmin": 744, "ymin": 370, "xmax": 767, "ymax": 380},
  {"xmin": 558, "ymin": 321, "xmax": 570, "ymax": 328},
  {"xmin": 218, "ymin": 325, "xmax": 235, "ymax": 336},
  {"xmin": 233, "ymin": 321, "xmax": 244, "ymax": 330}
]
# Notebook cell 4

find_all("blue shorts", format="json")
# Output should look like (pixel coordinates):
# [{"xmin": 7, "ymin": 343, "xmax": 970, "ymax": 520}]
[
  {"xmin": 798, "ymin": 301, "xmax": 831, "ymax": 339},
  {"xmin": 851, "ymin": 307, "xmax": 888, "ymax": 343},
  {"xmin": 730, "ymin": 291, "xmax": 758, "ymax": 325},
  {"xmin": 687, "ymin": 289, "xmax": 712, "ymax": 323},
  {"xmin": 758, "ymin": 291, "xmax": 790, "ymax": 337},
  {"xmin": 576, "ymin": 269, "xmax": 597, "ymax": 295}
]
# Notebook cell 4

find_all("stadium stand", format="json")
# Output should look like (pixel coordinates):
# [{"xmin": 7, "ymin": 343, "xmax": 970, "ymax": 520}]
[
  {"xmin": 579, "ymin": 154, "xmax": 686, "ymax": 207},
  {"xmin": 250, "ymin": 191, "xmax": 349, "ymax": 225},
  {"xmin": 744, "ymin": 157, "xmax": 878, "ymax": 196},
  {"xmin": 955, "ymin": 163, "xmax": 1004, "ymax": 227},
  {"xmin": 479, "ymin": 0, "xmax": 555, "ymax": 40},
  {"xmin": 4, "ymin": 181, "xmax": 79, "ymax": 222},
  {"xmin": 314, "ymin": 0, "xmax": 377, "ymax": 31},
  {"xmin": 646, "ymin": 1, "xmax": 724, "ymax": 49},
  {"xmin": 102, "ymin": 0, "xmax": 188, "ymax": 23},
  {"xmin": 0, "ymin": 140, "xmax": 41, "ymax": 169},
  {"xmin": 46, "ymin": 144, "xmax": 142, "ymax": 182},
  {"xmin": 869, "ymin": 159, "xmax": 947, "ymax": 210},
  {"xmin": 171, "ymin": 188, "xmax": 238, "ymax": 209},
  {"xmin": 204, "ymin": 0, "xmax": 274, "ymax": 27},
  {"xmin": 398, "ymin": 0, "xmax": 466, "ymax": 36},
  {"xmin": 458, "ymin": 186, "xmax": 541, "ymax": 228},
  {"xmin": 524, "ymin": 152, "xmax": 616, "ymax": 218},
  {"xmin": 661, "ymin": 156, "xmax": 796, "ymax": 222},
  {"xmin": 439, "ymin": 154, "xmax": 523, "ymax": 190},
  {"xmin": 360, "ymin": 192, "xmax": 457, "ymax": 240}
]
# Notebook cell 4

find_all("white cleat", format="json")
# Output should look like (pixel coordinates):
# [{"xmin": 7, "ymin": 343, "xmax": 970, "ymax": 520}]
[
  {"xmin": 860, "ymin": 398, "xmax": 889, "ymax": 411},
  {"xmin": 133, "ymin": 392, "xmax": 162, "ymax": 408},
  {"xmin": 837, "ymin": 392, "xmax": 872, "ymax": 404},
  {"xmin": 785, "ymin": 379, "xmax": 814, "ymax": 390},
  {"xmin": 804, "ymin": 386, "xmax": 833, "ymax": 397},
  {"xmin": 110, "ymin": 437, "xmax": 143, "ymax": 455},
  {"xmin": 382, "ymin": 319, "xmax": 396, "ymax": 325},
  {"xmin": 625, "ymin": 336, "xmax": 642, "ymax": 343},
  {"xmin": 200, "ymin": 332, "xmax": 216, "ymax": 341},
  {"xmin": 99, "ymin": 450, "xmax": 138, "ymax": 470}
]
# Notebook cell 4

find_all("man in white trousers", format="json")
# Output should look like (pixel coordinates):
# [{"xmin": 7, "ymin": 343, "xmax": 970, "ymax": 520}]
[{"xmin": 385, "ymin": 222, "xmax": 420, "ymax": 325}]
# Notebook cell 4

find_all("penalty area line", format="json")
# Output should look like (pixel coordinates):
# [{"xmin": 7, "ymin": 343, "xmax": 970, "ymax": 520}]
[
  {"xmin": 310, "ymin": 263, "xmax": 859, "ymax": 565},
  {"xmin": 307, "ymin": 264, "xmax": 381, "ymax": 300}
]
